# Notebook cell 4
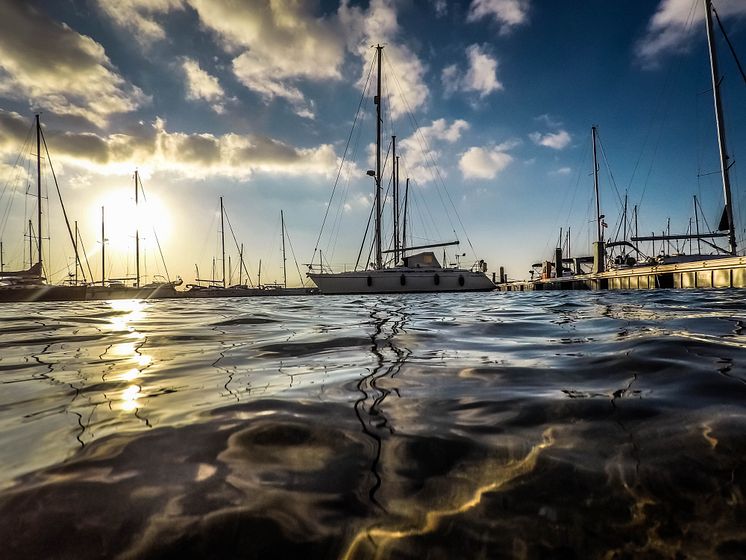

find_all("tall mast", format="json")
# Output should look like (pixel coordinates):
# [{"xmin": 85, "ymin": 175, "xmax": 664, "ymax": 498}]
[
  {"xmin": 705, "ymin": 0, "xmax": 736, "ymax": 255},
  {"xmin": 28, "ymin": 220, "xmax": 32, "ymax": 268},
  {"xmin": 392, "ymin": 136, "xmax": 398, "ymax": 264},
  {"xmin": 36, "ymin": 114, "xmax": 42, "ymax": 275},
  {"xmin": 694, "ymin": 195, "xmax": 702, "ymax": 253},
  {"xmin": 374, "ymin": 45, "xmax": 383, "ymax": 270},
  {"xmin": 402, "ymin": 177, "xmax": 409, "ymax": 255},
  {"xmin": 101, "ymin": 206, "xmax": 105, "ymax": 286},
  {"xmin": 0, "ymin": 240, "xmax": 3, "ymax": 273},
  {"xmin": 220, "ymin": 196, "xmax": 226, "ymax": 288},
  {"xmin": 281, "ymin": 210, "xmax": 287, "ymax": 288},
  {"xmin": 74, "ymin": 221, "xmax": 78, "ymax": 285},
  {"xmin": 134, "ymin": 170, "xmax": 140, "ymax": 287},
  {"xmin": 239, "ymin": 243, "xmax": 243, "ymax": 286},
  {"xmin": 591, "ymin": 126, "xmax": 602, "ymax": 243}
]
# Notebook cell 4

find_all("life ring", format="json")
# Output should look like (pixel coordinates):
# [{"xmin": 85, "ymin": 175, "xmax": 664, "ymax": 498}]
[
  {"xmin": 367, "ymin": 275, "xmax": 372, "ymax": 287},
  {"xmin": 400, "ymin": 274, "xmax": 406, "ymax": 286},
  {"xmin": 434, "ymin": 273, "xmax": 440, "ymax": 285},
  {"xmin": 458, "ymin": 275, "xmax": 465, "ymax": 287}
]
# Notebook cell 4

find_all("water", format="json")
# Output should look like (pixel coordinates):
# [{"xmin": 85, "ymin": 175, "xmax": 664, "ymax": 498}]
[{"xmin": 0, "ymin": 291, "xmax": 744, "ymax": 558}]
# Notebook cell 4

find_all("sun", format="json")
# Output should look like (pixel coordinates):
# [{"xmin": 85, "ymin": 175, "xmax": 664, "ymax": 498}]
[{"xmin": 90, "ymin": 188, "xmax": 172, "ymax": 254}]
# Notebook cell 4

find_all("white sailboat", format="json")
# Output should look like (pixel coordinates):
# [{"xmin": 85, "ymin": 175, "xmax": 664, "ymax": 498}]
[{"xmin": 307, "ymin": 45, "xmax": 494, "ymax": 295}]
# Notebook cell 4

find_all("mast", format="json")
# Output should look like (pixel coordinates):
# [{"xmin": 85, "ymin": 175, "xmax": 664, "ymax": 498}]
[
  {"xmin": 101, "ymin": 206, "xmax": 105, "ymax": 286},
  {"xmin": 705, "ymin": 0, "xmax": 736, "ymax": 255},
  {"xmin": 258, "ymin": 259, "xmax": 262, "ymax": 287},
  {"xmin": 28, "ymin": 220, "xmax": 32, "ymax": 268},
  {"xmin": 402, "ymin": 177, "xmax": 409, "ymax": 255},
  {"xmin": 0, "ymin": 240, "xmax": 3, "ymax": 273},
  {"xmin": 239, "ymin": 243, "xmax": 243, "ymax": 286},
  {"xmin": 74, "ymin": 221, "xmax": 78, "ymax": 285},
  {"xmin": 374, "ymin": 45, "xmax": 383, "ymax": 270},
  {"xmin": 220, "ymin": 196, "xmax": 226, "ymax": 288},
  {"xmin": 591, "ymin": 126, "xmax": 602, "ymax": 243},
  {"xmin": 134, "ymin": 170, "xmax": 140, "ymax": 287},
  {"xmin": 281, "ymin": 210, "xmax": 287, "ymax": 288},
  {"xmin": 392, "ymin": 136, "xmax": 398, "ymax": 265},
  {"xmin": 36, "ymin": 114, "xmax": 42, "ymax": 276},
  {"xmin": 694, "ymin": 195, "xmax": 702, "ymax": 253}
]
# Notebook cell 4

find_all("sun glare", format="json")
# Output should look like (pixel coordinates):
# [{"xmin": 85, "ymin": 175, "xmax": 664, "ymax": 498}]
[{"xmin": 90, "ymin": 189, "xmax": 172, "ymax": 253}]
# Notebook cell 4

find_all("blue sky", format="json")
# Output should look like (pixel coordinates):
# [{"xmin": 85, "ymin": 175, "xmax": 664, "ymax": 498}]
[{"xmin": 0, "ymin": 0, "xmax": 744, "ymax": 285}]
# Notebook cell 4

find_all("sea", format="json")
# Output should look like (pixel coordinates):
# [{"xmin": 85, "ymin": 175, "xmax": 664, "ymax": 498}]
[{"xmin": 0, "ymin": 290, "xmax": 744, "ymax": 559}]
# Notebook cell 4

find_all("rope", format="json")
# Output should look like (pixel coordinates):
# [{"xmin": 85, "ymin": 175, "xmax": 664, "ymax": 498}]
[
  {"xmin": 136, "ymin": 175, "xmax": 171, "ymax": 282},
  {"xmin": 312, "ymin": 52, "xmax": 376, "ymax": 266}
]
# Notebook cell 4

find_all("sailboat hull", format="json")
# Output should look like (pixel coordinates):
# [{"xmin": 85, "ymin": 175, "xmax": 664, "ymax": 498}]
[{"xmin": 308, "ymin": 268, "xmax": 494, "ymax": 294}]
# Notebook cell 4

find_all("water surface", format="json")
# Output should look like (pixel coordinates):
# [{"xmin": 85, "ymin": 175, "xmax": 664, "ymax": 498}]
[{"xmin": 0, "ymin": 291, "xmax": 744, "ymax": 558}]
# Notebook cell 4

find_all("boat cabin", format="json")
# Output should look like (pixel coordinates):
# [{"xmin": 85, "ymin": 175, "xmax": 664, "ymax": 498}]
[{"xmin": 402, "ymin": 251, "xmax": 441, "ymax": 269}]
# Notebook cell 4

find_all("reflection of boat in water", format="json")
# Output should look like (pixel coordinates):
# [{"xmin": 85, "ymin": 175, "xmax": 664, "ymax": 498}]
[
  {"xmin": 307, "ymin": 45, "xmax": 493, "ymax": 295},
  {"xmin": 502, "ymin": 0, "xmax": 746, "ymax": 292}
]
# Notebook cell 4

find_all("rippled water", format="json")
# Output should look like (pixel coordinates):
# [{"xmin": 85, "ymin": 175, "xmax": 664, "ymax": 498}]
[{"xmin": 0, "ymin": 291, "xmax": 745, "ymax": 558}]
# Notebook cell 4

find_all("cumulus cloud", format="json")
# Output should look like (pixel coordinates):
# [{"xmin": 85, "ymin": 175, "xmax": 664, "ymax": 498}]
[
  {"xmin": 189, "ymin": 0, "xmax": 346, "ymax": 119},
  {"xmin": 339, "ymin": 0, "xmax": 429, "ymax": 119},
  {"xmin": 636, "ymin": 0, "xmax": 746, "ymax": 67},
  {"xmin": 529, "ymin": 129, "xmax": 571, "ymax": 150},
  {"xmin": 467, "ymin": 0, "xmax": 530, "ymax": 33},
  {"xmin": 97, "ymin": 0, "xmax": 184, "ymax": 45},
  {"xmin": 398, "ymin": 118, "xmax": 470, "ymax": 183},
  {"xmin": 442, "ymin": 44, "xmax": 502, "ymax": 99},
  {"xmin": 0, "ymin": 110, "xmax": 338, "ymax": 181},
  {"xmin": 459, "ymin": 144, "xmax": 514, "ymax": 180},
  {"xmin": 549, "ymin": 166, "xmax": 572, "ymax": 176},
  {"xmin": 182, "ymin": 58, "xmax": 226, "ymax": 113},
  {"xmin": 0, "ymin": 3, "xmax": 148, "ymax": 126}
]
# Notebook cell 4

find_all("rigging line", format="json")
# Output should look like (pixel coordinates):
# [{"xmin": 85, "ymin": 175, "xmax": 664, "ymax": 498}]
[
  {"xmin": 326, "ymin": 81, "xmax": 373, "ymax": 262},
  {"xmin": 40, "ymin": 128, "xmax": 83, "ymax": 283},
  {"xmin": 312, "ymin": 51, "xmax": 376, "ymax": 262},
  {"xmin": 222, "ymin": 208, "xmax": 254, "ymax": 286},
  {"xmin": 713, "ymin": 5, "xmax": 746, "ymax": 87},
  {"xmin": 355, "ymin": 197, "xmax": 375, "ymax": 270},
  {"xmin": 384, "ymin": 52, "xmax": 477, "ymax": 257},
  {"xmin": 283, "ymin": 224, "xmax": 306, "ymax": 287},
  {"xmin": 0, "ymin": 123, "xmax": 34, "ymax": 237},
  {"xmin": 136, "ymin": 174, "xmax": 171, "ymax": 282},
  {"xmin": 638, "ymin": 0, "xmax": 699, "ymax": 208}
]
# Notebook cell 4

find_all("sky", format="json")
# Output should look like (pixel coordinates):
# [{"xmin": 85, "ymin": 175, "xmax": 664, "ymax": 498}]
[{"xmin": 0, "ymin": 0, "xmax": 745, "ymax": 285}]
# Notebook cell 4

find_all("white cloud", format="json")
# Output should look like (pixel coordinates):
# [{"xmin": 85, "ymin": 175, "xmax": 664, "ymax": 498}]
[
  {"xmin": 399, "ymin": 118, "xmax": 470, "ymax": 183},
  {"xmin": 0, "ymin": 110, "xmax": 338, "ymax": 181},
  {"xmin": 534, "ymin": 113, "xmax": 562, "ymax": 127},
  {"xmin": 442, "ymin": 44, "xmax": 502, "ymax": 99},
  {"xmin": 182, "ymin": 58, "xmax": 226, "ymax": 113},
  {"xmin": 467, "ymin": 0, "xmax": 530, "ymax": 33},
  {"xmin": 549, "ymin": 166, "xmax": 572, "ymax": 176},
  {"xmin": 189, "ymin": 0, "xmax": 345, "ymax": 119},
  {"xmin": 459, "ymin": 145, "xmax": 513, "ymax": 180},
  {"xmin": 339, "ymin": 0, "xmax": 429, "ymax": 119},
  {"xmin": 636, "ymin": 0, "xmax": 746, "ymax": 67},
  {"xmin": 0, "ymin": 3, "xmax": 148, "ymax": 126},
  {"xmin": 97, "ymin": 0, "xmax": 184, "ymax": 45},
  {"xmin": 529, "ymin": 130, "xmax": 571, "ymax": 150}
]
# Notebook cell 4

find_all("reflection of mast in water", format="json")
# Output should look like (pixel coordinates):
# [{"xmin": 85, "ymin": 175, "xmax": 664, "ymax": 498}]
[
  {"xmin": 30, "ymin": 342, "xmax": 88, "ymax": 447},
  {"xmin": 354, "ymin": 303, "xmax": 411, "ymax": 509}
]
